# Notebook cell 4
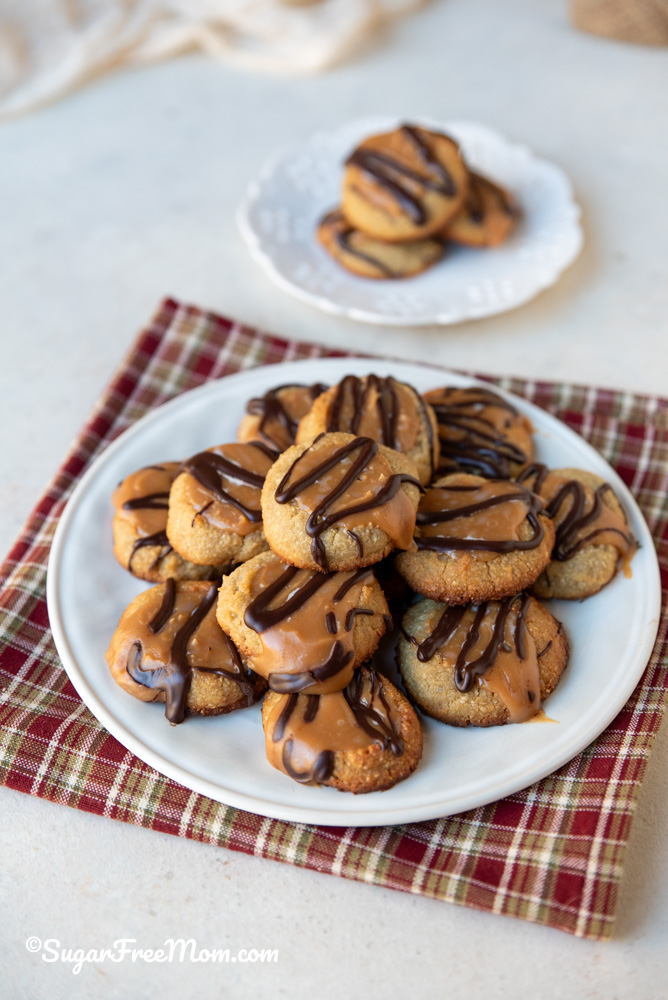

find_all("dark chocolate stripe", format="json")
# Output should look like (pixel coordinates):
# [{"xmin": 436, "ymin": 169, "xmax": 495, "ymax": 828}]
[
  {"xmin": 414, "ymin": 594, "xmax": 531, "ymax": 694},
  {"xmin": 149, "ymin": 578, "xmax": 176, "ymax": 634},
  {"xmin": 246, "ymin": 383, "xmax": 327, "ymax": 450},
  {"xmin": 126, "ymin": 581, "xmax": 219, "ymax": 724},
  {"xmin": 182, "ymin": 443, "xmax": 274, "ymax": 522},
  {"xmin": 275, "ymin": 436, "xmax": 421, "ymax": 570},
  {"xmin": 415, "ymin": 483, "xmax": 544, "ymax": 553}
]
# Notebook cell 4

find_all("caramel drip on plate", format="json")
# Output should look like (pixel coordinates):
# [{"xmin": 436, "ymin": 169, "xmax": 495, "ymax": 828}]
[
  {"xmin": 325, "ymin": 374, "xmax": 422, "ymax": 454},
  {"xmin": 424, "ymin": 387, "xmax": 532, "ymax": 479},
  {"xmin": 243, "ymin": 559, "xmax": 376, "ymax": 694},
  {"xmin": 109, "ymin": 580, "xmax": 257, "ymax": 724},
  {"xmin": 275, "ymin": 436, "xmax": 421, "ymax": 570},
  {"xmin": 113, "ymin": 462, "xmax": 181, "ymax": 570},
  {"xmin": 346, "ymin": 126, "xmax": 455, "ymax": 223},
  {"xmin": 408, "ymin": 595, "xmax": 541, "ymax": 723},
  {"xmin": 415, "ymin": 480, "xmax": 544, "ymax": 556},
  {"xmin": 517, "ymin": 465, "xmax": 637, "ymax": 570},
  {"xmin": 265, "ymin": 669, "xmax": 403, "ymax": 784},
  {"xmin": 244, "ymin": 383, "xmax": 327, "ymax": 452},
  {"xmin": 183, "ymin": 441, "xmax": 276, "ymax": 534}
]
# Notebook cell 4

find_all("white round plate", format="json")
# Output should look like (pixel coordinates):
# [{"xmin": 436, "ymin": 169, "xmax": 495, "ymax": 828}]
[
  {"xmin": 237, "ymin": 117, "xmax": 583, "ymax": 326},
  {"xmin": 47, "ymin": 359, "xmax": 659, "ymax": 828}
]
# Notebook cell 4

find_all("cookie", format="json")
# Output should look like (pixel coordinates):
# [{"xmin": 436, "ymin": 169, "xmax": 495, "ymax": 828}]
[
  {"xmin": 261, "ymin": 432, "xmax": 422, "ymax": 572},
  {"xmin": 296, "ymin": 373, "xmax": 439, "ymax": 486},
  {"xmin": 262, "ymin": 667, "xmax": 423, "ymax": 792},
  {"xmin": 342, "ymin": 124, "xmax": 469, "ymax": 242},
  {"xmin": 112, "ymin": 462, "xmax": 224, "ymax": 582},
  {"xmin": 395, "ymin": 473, "xmax": 555, "ymax": 604},
  {"xmin": 105, "ymin": 579, "xmax": 265, "ymax": 725},
  {"xmin": 317, "ymin": 209, "xmax": 444, "ymax": 280},
  {"xmin": 237, "ymin": 381, "xmax": 327, "ymax": 453},
  {"xmin": 398, "ymin": 594, "xmax": 568, "ymax": 727},
  {"xmin": 516, "ymin": 464, "xmax": 637, "ymax": 600},
  {"xmin": 217, "ymin": 551, "xmax": 390, "ymax": 695},
  {"xmin": 166, "ymin": 442, "xmax": 276, "ymax": 567},
  {"xmin": 443, "ymin": 172, "xmax": 519, "ymax": 248},
  {"xmin": 423, "ymin": 385, "xmax": 534, "ymax": 478}
]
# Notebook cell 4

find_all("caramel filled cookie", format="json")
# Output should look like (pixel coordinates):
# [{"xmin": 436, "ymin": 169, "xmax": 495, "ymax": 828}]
[
  {"xmin": 112, "ymin": 463, "xmax": 224, "ymax": 582},
  {"xmin": 424, "ymin": 385, "xmax": 534, "ymax": 479},
  {"xmin": 262, "ymin": 667, "xmax": 422, "ymax": 793},
  {"xmin": 217, "ymin": 551, "xmax": 390, "ymax": 695},
  {"xmin": 296, "ymin": 374, "xmax": 438, "ymax": 486},
  {"xmin": 443, "ymin": 172, "xmax": 519, "ymax": 248},
  {"xmin": 395, "ymin": 473, "xmax": 555, "ymax": 604},
  {"xmin": 342, "ymin": 124, "xmax": 469, "ymax": 242},
  {"xmin": 106, "ymin": 579, "xmax": 265, "ymax": 725},
  {"xmin": 237, "ymin": 381, "xmax": 327, "ymax": 453},
  {"xmin": 262, "ymin": 432, "xmax": 422, "ymax": 572},
  {"xmin": 516, "ymin": 465, "xmax": 637, "ymax": 600},
  {"xmin": 167, "ymin": 442, "xmax": 276, "ymax": 566},
  {"xmin": 398, "ymin": 594, "xmax": 568, "ymax": 727},
  {"xmin": 317, "ymin": 209, "xmax": 444, "ymax": 280}
]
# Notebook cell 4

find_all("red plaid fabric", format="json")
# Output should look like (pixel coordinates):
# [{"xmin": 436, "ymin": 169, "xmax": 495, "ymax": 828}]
[{"xmin": 1, "ymin": 298, "xmax": 666, "ymax": 940}]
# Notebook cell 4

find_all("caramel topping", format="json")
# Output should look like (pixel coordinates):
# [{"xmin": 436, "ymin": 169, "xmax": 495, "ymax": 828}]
[
  {"xmin": 182, "ymin": 442, "xmax": 276, "ymax": 535},
  {"xmin": 325, "ymin": 375, "xmax": 423, "ymax": 455},
  {"xmin": 517, "ymin": 464, "xmax": 637, "ymax": 570},
  {"xmin": 241, "ymin": 383, "xmax": 327, "ymax": 452},
  {"xmin": 424, "ymin": 386, "xmax": 532, "ymax": 479},
  {"xmin": 106, "ymin": 580, "xmax": 257, "ymax": 724},
  {"xmin": 112, "ymin": 462, "xmax": 181, "ymax": 570},
  {"xmin": 407, "ymin": 595, "xmax": 541, "ymax": 723},
  {"xmin": 346, "ymin": 126, "xmax": 457, "ymax": 224},
  {"xmin": 243, "ymin": 558, "xmax": 380, "ymax": 695},
  {"xmin": 265, "ymin": 669, "xmax": 404, "ymax": 784},
  {"xmin": 415, "ymin": 478, "xmax": 544, "ymax": 559},
  {"xmin": 275, "ymin": 435, "xmax": 421, "ymax": 570}
]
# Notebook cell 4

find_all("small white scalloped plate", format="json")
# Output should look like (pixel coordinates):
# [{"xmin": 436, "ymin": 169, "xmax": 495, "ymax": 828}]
[
  {"xmin": 46, "ymin": 359, "xmax": 660, "ymax": 828},
  {"xmin": 237, "ymin": 117, "xmax": 584, "ymax": 326}
]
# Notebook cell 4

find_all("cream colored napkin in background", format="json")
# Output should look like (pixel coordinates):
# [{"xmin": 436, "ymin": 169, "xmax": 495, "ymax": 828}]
[{"xmin": 0, "ymin": 0, "xmax": 428, "ymax": 118}]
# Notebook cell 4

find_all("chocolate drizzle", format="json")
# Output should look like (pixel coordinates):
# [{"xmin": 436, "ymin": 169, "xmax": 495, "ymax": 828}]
[
  {"xmin": 413, "ymin": 593, "xmax": 532, "ymax": 692},
  {"xmin": 517, "ymin": 465, "xmax": 637, "ymax": 562},
  {"xmin": 270, "ymin": 669, "xmax": 403, "ymax": 784},
  {"xmin": 516, "ymin": 463, "xmax": 549, "ymax": 493},
  {"xmin": 182, "ymin": 442, "xmax": 276, "ymax": 523},
  {"xmin": 415, "ymin": 482, "xmax": 544, "ymax": 553},
  {"xmin": 326, "ymin": 375, "xmax": 401, "ymax": 448},
  {"xmin": 126, "ymin": 581, "xmax": 256, "ymax": 724},
  {"xmin": 244, "ymin": 564, "xmax": 331, "ymax": 632},
  {"xmin": 346, "ymin": 125, "xmax": 456, "ymax": 224},
  {"xmin": 275, "ymin": 436, "xmax": 422, "ymax": 570},
  {"xmin": 148, "ymin": 577, "xmax": 176, "ymax": 633},
  {"xmin": 117, "ymin": 466, "xmax": 175, "ymax": 571},
  {"xmin": 546, "ymin": 481, "xmax": 634, "ymax": 561},
  {"xmin": 129, "ymin": 531, "xmax": 173, "ymax": 571},
  {"xmin": 343, "ymin": 669, "xmax": 404, "ymax": 755},
  {"xmin": 244, "ymin": 564, "xmax": 374, "ymax": 693},
  {"xmin": 246, "ymin": 382, "xmax": 327, "ymax": 451},
  {"xmin": 122, "ymin": 490, "xmax": 170, "ymax": 511},
  {"xmin": 428, "ymin": 388, "xmax": 530, "ymax": 478},
  {"xmin": 325, "ymin": 213, "xmax": 398, "ymax": 278}
]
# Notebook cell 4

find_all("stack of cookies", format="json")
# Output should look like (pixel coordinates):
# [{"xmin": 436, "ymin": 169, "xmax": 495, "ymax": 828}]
[
  {"xmin": 317, "ymin": 123, "xmax": 519, "ymax": 281},
  {"xmin": 105, "ymin": 372, "xmax": 637, "ymax": 792}
]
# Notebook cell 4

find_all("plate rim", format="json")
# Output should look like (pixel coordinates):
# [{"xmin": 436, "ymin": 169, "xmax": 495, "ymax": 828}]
[
  {"xmin": 46, "ymin": 358, "xmax": 661, "ymax": 827},
  {"xmin": 237, "ymin": 115, "xmax": 584, "ymax": 327}
]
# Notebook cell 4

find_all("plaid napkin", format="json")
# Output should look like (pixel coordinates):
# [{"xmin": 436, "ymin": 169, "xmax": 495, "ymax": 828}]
[{"xmin": 1, "ymin": 298, "xmax": 666, "ymax": 941}]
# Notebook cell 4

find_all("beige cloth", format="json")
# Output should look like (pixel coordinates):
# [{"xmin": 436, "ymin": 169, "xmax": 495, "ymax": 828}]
[
  {"xmin": 571, "ymin": 0, "xmax": 668, "ymax": 45},
  {"xmin": 0, "ymin": 0, "xmax": 428, "ymax": 118}
]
